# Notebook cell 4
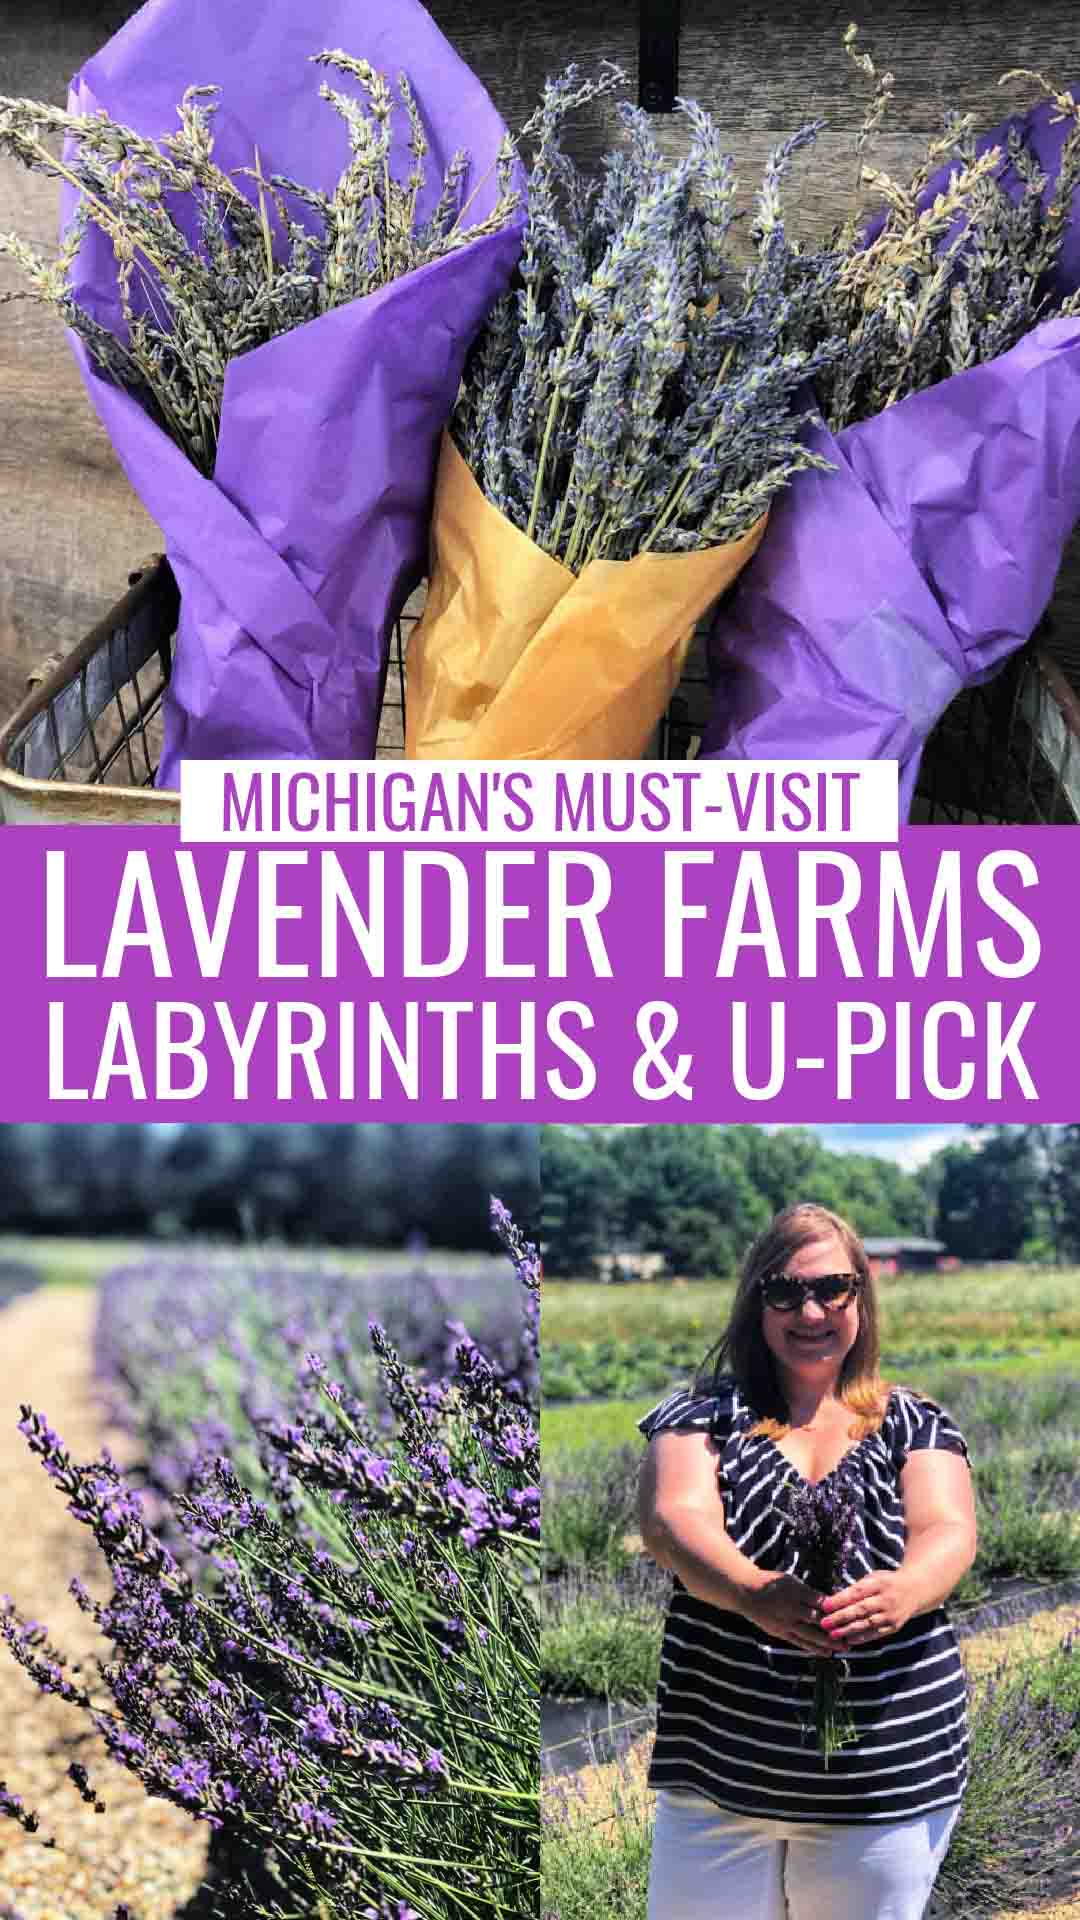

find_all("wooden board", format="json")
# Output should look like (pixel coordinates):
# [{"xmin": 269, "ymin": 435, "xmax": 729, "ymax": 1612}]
[
  {"xmin": 3, "ymin": 0, "xmax": 1080, "ymax": 753},
  {"xmin": 432, "ymin": 0, "xmax": 1080, "ymax": 140},
  {"xmin": 0, "ymin": 162, "xmax": 160, "ymax": 726}
]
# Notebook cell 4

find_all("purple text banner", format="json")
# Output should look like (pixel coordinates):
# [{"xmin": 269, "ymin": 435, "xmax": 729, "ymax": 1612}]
[{"xmin": 0, "ymin": 827, "xmax": 1073, "ymax": 1122}]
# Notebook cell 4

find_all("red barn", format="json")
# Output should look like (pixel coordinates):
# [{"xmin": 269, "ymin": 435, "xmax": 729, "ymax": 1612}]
[{"xmin": 863, "ymin": 1238, "xmax": 948, "ymax": 1278}]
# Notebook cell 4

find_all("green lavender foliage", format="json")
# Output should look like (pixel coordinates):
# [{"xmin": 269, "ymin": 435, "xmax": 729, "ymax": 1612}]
[
  {"xmin": 454, "ymin": 67, "xmax": 847, "ymax": 567},
  {"xmin": 541, "ymin": 1565, "xmax": 665, "ymax": 1702},
  {"xmin": 0, "ymin": 59, "xmax": 519, "ymax": 475},
  {"xmin": 934, "ymin": 1634, "xmax": 1080, "ymax": 1915},
  {"xmin": 541, "ymin": 1750, "xmax": 652, "ymax": 1920},
  {"xmin": 816, "ymin": 33, "xmax": 1080, "ymax": 428}
]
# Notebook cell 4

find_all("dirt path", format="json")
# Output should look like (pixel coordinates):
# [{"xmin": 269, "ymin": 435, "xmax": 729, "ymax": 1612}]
[
  {"xmin": 959, "ymin": 1599, "xmax": 1080, "ymax": 1917},
  {"xmin": 0, "ymin": 1286, "xmax": 208, "ymax": 1920}
]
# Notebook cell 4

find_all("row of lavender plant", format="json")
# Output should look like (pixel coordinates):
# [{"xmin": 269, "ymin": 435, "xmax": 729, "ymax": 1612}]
[
  {"xmin": 541, "ymin": 1627, "xmax": 1080, "ymax": 1918},
  {"xmin": 2, "ymin": 1207, "xmax": 539, "ymax": 1920},
  {"xmin": 94, "ymin": 1247, "xmax": 528, "ymax": 1508}
]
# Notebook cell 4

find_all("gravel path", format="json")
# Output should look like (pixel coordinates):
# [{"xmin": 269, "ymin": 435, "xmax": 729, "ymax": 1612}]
[{"xmin": 0, "ymin": 1287, "xmax": 208, "ymax": 1920}]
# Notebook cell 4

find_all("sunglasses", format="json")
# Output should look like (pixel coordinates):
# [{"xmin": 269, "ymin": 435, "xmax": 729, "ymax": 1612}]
[{"xmin": 759, "ymin": 1273, "xmax": 861, "ymax": 1312}]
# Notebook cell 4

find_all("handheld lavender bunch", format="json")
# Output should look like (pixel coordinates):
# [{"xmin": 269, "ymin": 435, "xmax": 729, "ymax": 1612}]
[
  {"xmin": 779, "ymin": 1467, "xmax": 861, "ymax": 1764},
  {"xmin": 2, "ymin": 1203, "xmax": 540, "ymax": 1920},
  {"xmin": 454, "ymin": 68, "xmax": 846, "ymax": 566},
  {"xmin": 0, "ymin": 59, "xmax": 519, "ymax": 476}
]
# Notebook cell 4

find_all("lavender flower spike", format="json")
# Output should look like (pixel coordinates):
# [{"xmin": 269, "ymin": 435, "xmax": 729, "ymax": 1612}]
[{"xmin": 780, "ymin": 1467, "xmax": 861, "ymax": 1764}]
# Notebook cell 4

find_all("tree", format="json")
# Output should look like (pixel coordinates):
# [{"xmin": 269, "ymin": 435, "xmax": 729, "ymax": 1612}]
[
  {"xmin": 608, "ymin": 1127, "xmax": 767, "ymax": 1277},
  {"xmin": 1050, "ymin": 1124, "xmax": 1080, "ymax": 1261},
  {"xmin": 934, "ymin": 1128, "xmax": 1039, "ymax": 1260},
  {"xmin": 734, "ymin": 1126, "xmax": 836, "ymax": 1218},
  {"xmin": 540, "ymin": 1125, "xmax": 941, "ymax": 1278},
  {"xmin": 539, "ymin": 1127, "xmax": 620, "ymax": 1275}
]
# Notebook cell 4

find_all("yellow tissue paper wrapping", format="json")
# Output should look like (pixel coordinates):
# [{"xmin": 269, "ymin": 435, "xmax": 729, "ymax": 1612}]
[{"xmin": 405, "ymin": 433, "xmax": 768, "ymax": 759}]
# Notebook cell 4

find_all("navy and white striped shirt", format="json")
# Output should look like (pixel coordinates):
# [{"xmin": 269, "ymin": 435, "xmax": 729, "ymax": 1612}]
[{"xmin": 639, "ymin": 1379, "xmax": 971, "ymax": 1824}]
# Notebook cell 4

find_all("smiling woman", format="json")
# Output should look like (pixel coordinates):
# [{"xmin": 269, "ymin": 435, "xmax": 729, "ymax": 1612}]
[{"xmin": 636, "ymin": 1202, "xmax": 978, "ymax": 1920}]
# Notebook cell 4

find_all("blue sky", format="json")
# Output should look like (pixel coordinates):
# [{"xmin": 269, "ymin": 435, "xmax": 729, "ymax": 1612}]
[{"xmin": 768, "ymin": 1124, "xmax": 970, "ymax": 1170}]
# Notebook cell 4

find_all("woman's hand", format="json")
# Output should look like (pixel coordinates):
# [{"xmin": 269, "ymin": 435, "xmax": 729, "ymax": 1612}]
[
  {"xmin": 741, "ymin": 1573, "xmax": 839, "ymax": 1656},
  {"xmin": 818, "ymin": 1570, "xmax": 918, "ymax": 1646},
  {"xmin": 822, "ymin": 1451, "xmax": 977, "ymax": 1646}
]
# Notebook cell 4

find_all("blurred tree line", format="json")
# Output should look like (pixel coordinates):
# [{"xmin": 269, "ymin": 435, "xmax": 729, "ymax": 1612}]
[
  {"xmin": 933, "ymin": 1124, "xmax": 1080, "ymax": 1264},
  {"xmin": 0, "ymin": 1125, "xmax": 537, "ymax": 1249},
  {"xmin": 540, "ymin": 1125, "xmax": 1080, "ymax": 1275}
]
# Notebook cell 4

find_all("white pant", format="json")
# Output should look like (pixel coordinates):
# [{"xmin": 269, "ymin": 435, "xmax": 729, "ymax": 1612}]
[{"xmin": 647, "ymin": 1790, "xmax": 960, "ymax": 1920}]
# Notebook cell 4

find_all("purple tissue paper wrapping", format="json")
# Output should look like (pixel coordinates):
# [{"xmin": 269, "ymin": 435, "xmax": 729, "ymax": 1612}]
[
  {"xmin": 62, "ymin": 0, "xmax": 525, "ymax": 784},
  {"xmin": 863, "ymin": 99, "xmax": 1080, "ymax": 294},
  {"xmin": 701, "ymin": 103, "xmax": 1080, "ymax": 814}
]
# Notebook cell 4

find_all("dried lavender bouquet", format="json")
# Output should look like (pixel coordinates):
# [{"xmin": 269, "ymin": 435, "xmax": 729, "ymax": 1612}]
[
  {"xmin": 0, "ymin": 56, "xmax": 519, "ymax": 477},
  {"xmin": 455, "ymin": 69, "xmax": 845, "ymax": 565},
  {"xmin": 405, "ymin": 68, "xmax": 850, "ymax": 759},
  {"xmin": 780, "ymin": 1468, "xmax": 861, "ymax": 1765},
  {"xmin": 814, "ymin": 30, "xmax": 1080, "ymax": 429},
  {"xmin": 0, "ymin": 0, "xmax": 525, "ymax": 777},
  {"xmin": 700, "ymin": 35, "xmax": 1080, "ymax": 811}
]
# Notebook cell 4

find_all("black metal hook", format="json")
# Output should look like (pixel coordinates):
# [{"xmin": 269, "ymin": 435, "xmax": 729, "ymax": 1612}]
[{"xmin": 639, "ymin": 0, "xmax": 681, "ymax": 113}]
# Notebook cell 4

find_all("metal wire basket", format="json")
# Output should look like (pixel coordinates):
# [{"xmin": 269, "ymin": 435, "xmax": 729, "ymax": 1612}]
[
  {"xmin": 657, "ymin": 620, "xmax": 1080, "ymax": 825},
  {"xmin": 2, "ymin": 559, "xmax": 1078, "ymax": 824},
  {"xmin": 0, "ymin": 557, "xmax": 415, "ymax": 824}
]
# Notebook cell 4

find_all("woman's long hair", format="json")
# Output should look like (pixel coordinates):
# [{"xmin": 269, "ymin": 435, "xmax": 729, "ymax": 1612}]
[{"xmin": 694, "ymin": 1202, "xmax": 890, "ymax": 1437}]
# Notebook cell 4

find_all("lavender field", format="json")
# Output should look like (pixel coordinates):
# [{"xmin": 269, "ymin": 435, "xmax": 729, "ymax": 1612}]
[{"xmin": 0, "ymin": 1213, "xmax": 539, "ymax": 1920}]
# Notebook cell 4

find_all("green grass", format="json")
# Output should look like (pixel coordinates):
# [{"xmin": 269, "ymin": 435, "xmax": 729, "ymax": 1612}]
[
  {"xmin": 544, "ymin": 1334, "xmax": 1080, "ymax": 1406},
  {"xmin": 541, "ymin": 1348, "xmax": 1080, "ymax": 1455},
  {"xmin": 0, "ymin": 1233, "xmax": 150, "ymax": 1289},
  {"xmin": 542, "ymin": 1257, "xmax": 1080, "ymax": 1402},
  {"xmin": 0, "ymin": 1233, "xmax": 506, "ymax": 1291},
  {"xmin": 920, "ymin": 1337, "xmax": 1080, "ymax": 1379},
  {"xmin": 544, "ymin": 1264, "xmax": 1080, "ymax": 1356},
  {"xmin": 543, "ymin": 1259, "xmax": 1080, "ymax": 1409},
  {"xmin": 543, "ymin": 1399, "xmax": 658, "ymax": 1453}
]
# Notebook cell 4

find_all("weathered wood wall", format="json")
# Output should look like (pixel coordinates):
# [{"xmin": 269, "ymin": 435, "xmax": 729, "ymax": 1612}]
[{"xmin": 2, "ymin": 0, "xmax": 1079, "ymax": 744}]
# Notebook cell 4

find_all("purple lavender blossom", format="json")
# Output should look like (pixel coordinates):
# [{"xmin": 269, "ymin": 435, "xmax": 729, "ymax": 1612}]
[
  {"xmin": 68, "ymin": 1761, "xmax": 106, "ymax": 1813},
  {"xmin": 780, "ymin": 1466, "xmax": 861, "ymax": 1763},
  {"xmin": 0, "ymin": 1781, "xmax": 38, "ymax": 1834}
]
